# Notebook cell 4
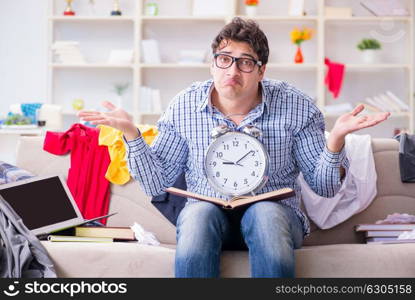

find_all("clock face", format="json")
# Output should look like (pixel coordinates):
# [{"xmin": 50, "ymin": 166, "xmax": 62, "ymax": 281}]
[{"xmin": 204, "ymin": 132, "xmax": 269, "ymax": 196}]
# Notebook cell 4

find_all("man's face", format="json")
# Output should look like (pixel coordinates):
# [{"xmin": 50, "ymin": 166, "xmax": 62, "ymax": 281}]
[{"xmin": 210, "ymin": 40, "xmax": 266, "ymax": 99}]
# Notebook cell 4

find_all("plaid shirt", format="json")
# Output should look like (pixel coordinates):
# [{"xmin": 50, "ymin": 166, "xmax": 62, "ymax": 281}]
[{"xmin": 126, "ymin": 78, "xmax": 349, "ymax": 235}]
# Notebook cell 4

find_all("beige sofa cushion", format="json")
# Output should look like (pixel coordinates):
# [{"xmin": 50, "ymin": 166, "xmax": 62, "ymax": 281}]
[
  {"xmin": 42, "ymin": 241, "xmax": 415, "ymax": 278},
  {"xmin": 108, "ymin": 182, "xmax": 176, "ymax": 244},
  {"xmin": 42, "ymin": 242, "xmax": 176, "ymax": 278}
]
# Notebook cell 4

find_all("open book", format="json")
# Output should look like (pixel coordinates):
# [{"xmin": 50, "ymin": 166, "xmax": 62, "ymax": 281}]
[{"xmin": 165, "ymin": 187, "xmax": 295, "ymax": 209}]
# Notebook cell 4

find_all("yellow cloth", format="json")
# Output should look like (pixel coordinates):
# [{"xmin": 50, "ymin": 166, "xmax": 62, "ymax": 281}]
[
  {"xmin": 98, "ymin": 125, "xmax": 130, "ymax": 185},
  {"xmin": 98, "ymin": 124, "xmax": 159, "ymax": 185},
  {"xmin": 137, "ymin": 124, "xmax": 159, "ymax": 146}
]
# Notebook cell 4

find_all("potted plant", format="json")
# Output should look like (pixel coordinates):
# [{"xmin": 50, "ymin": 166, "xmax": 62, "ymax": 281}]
[
  {"xmin": 357, "ymin": 38, "xmax": 381, "ymax": 64},
  {"xmin": 245, "ymin": 0, "xmax": 259, "ymax": 17},
  {"xmin": 290, "ymin": 27, "xmax": 314, "ymax": 63}
]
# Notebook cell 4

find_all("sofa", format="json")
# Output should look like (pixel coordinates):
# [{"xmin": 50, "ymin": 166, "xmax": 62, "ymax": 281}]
[{"xmin": 15, "ymin": 136, "xmax": 415, "ymax": 277}]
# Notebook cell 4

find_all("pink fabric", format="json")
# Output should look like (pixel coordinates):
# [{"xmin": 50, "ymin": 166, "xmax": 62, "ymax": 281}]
[
  {"xmin": 324, "ymin": 58, "xmax": 345, "ymax": 99},
  {"xmin": 43, "ymin": 123, "xmax": 111, "ymax": 224}
]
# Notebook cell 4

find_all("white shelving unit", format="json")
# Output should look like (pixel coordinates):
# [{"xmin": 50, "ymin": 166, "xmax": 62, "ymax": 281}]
[
  {"xmin": 321, "ymin": 0, "xmax": 413, "ymax": 134},
  {"xmin": 47, "ymin": 0, "xmax": 138, "ymax": 128},
  {"xmin": 47, "ymin": 0, "xmax": 414, "ymax": 137},
  {"xmin": 50, "ymin": 63, "xmax": 134, "ymax": 69},
  {"xmin": 50, "ymin": 16, "xmax": 136, "ymax": 21}
]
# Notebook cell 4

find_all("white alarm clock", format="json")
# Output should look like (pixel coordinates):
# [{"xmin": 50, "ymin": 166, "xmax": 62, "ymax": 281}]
[{"xmin": 204, "ymin": 125, "xmax": 270, "ymax": 196}]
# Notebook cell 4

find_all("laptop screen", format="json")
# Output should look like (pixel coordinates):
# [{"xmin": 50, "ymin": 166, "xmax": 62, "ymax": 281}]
[{"xmin": 0, "ymin": 176, "xmax": 78, "ymax": 230}]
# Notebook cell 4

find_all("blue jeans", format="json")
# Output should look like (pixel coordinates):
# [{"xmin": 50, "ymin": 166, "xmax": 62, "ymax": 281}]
[{"xmin": 175, "ymin": 201, "xmax": 304, "ymax": 278}]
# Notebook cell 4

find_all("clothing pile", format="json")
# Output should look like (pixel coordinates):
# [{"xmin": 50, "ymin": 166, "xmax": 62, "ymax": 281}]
[
  {"xmin": 0, "ymin": 162, "xmax": 56, "ymax": 278},
  {"xmin": 395, "ymin": 133, "xmax": 415, "ymax": 182},
  {"xmin": 43, "ymin": 123, "xmax": 159, "ymax": 224},
  {"xmin": 299, "ymin": 133, "xmax": 377, "ymax": 229},
  {"xmin": 0, "ymin": 161, "xmax": 34, "ymax": 184}
]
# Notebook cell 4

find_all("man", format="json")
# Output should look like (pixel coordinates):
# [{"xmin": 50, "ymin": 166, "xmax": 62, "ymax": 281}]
[{"xmin": 79, "ymin": 17, "xmax": 389, "ymax": 277}]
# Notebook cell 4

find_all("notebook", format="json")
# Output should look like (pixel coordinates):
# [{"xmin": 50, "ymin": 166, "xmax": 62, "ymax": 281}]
[{"xmin": 0, "ymin": 175, "xmax": 116, "ymax": 236}]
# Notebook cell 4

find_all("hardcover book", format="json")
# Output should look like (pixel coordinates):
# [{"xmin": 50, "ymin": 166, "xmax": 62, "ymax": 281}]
[
  {"xmin": 165, "ymin": 187, "xmax": 295, "ymax": 209},
  {"xmin": 47, "ymin": 235, "xmax": 113, "ymax": 243},
  {"xmin": 75, "ymin": 226, "xmax": 136, "ymax": 241},
  {"xmin": 365, "ymin": 230, "xmax": 410, "ymax": 237},
  {"xmin": 356, "ymin": 224, "xmax": 415, "ymax": 231},
  {"xmin": 366, "ymin": 236, "xmax": 399, "ymax": 243}
]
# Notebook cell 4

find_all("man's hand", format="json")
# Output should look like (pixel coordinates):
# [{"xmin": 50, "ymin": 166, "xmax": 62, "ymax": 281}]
[
  {"xmin": 77, "ymin": 101, "xmax": 140, "ymax": 141},
  {"xmin": 327, "ymin": 104, "xmax": 390, "ymax": 152}
]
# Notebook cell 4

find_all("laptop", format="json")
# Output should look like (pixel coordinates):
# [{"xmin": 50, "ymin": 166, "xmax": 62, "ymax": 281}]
[{"xmin": 0, "ymin": 175, "xmax": 116, "ymax": 236}]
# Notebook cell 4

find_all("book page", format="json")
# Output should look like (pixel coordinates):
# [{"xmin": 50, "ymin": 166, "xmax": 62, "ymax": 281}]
[
  {"xmin": 228, "ymin": 188, "xmax": 295, "ymax": 208},
  {"xmin": 165, "ymin": 187, "xmax": 227, "ymax": 206}
]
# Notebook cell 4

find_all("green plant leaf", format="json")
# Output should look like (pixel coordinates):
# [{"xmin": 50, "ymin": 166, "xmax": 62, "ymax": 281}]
[{"xmin": 357, "ymin": 38, "xmax": 381, "ymax": 50}]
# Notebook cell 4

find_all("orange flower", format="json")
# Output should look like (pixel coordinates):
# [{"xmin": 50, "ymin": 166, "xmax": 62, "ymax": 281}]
[
  {"xmin": 290, "ymin": 28, "xmax": 302, "ymax": 44},
  {"xmin": 245, "ymin": 0, "xmax": 259, "ymax": 6},
  {"xmin": 290, "ymin": 27, "xmax": 314, "ymax": 45},
  {"xmin": 302, "ymin": 28, "xmax": 314, "ymax": 41}
]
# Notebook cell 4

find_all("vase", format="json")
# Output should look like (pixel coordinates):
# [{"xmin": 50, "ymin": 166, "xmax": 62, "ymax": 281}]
[
  {"xmin": 362, "ymin": 49, "xmax": 378, "ymax": 64},
  {"xmin": 294, "ymin": 46, "xmax": 303, "ymax": 64},
  {"xmin": 145, "ymin": 2, "xmax": 159, "ymax": 16},
  {"xmin": 114, "ymin": 95, "xmax": 123, "ymax": 108},
  {"xmin": 245, "ymin": 6, "xmax": 257, "ymax": 17}
]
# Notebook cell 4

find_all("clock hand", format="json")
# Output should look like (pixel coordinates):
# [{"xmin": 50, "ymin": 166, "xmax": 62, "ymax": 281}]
[
  {"xmin": 218, "ymin": 157, "xmax": 244, "ymax": 167},
  {"xmin": 218, "ymin": 157, "xmax": 234, "ymax": 163},
  {"xmin": 235, "ymin": 150, "xmax": 254, "ymax": 165}
]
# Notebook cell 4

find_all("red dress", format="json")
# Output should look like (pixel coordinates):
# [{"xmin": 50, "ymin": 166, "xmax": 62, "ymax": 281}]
[{"xmin": 43, "ymin": 123, "xmax": 111, "ymax": 224}]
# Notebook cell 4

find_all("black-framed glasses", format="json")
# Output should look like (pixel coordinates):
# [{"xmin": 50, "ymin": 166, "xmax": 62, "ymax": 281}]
[{"xmin": 213, "ymin": 53, "xmax": 262, "ymax": 73}]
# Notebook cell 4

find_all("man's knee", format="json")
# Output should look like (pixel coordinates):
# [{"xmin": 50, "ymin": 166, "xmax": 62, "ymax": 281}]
[
  {"xmin": 243, "ymin": 202, "xmax": 291, "ymax": 229},
  {"xmin": 176, "ymin": 201, "xmax": 228, "ymax": 245},
  {"xmin": 241, "ymin": 202, "xmax": 303, "ymax": 249},
  {"xmin": 177, "ymin": 201, "xmax": 225, "ymax": 228}
]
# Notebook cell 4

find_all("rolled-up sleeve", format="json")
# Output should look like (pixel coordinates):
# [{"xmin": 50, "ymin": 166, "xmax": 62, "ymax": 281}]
[{"xmin": 124, "ymin": 105, "xmax": 188, "ymax": 196}]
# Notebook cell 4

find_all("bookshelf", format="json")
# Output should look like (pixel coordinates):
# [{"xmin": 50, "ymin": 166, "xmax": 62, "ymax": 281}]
[
  {"xmin": 47, "ymin": 0, "xmax": 414, "ymax": 137},
  {"xmin": 47, "ymin": 0, "xmax": 138, "ymax": 126}
]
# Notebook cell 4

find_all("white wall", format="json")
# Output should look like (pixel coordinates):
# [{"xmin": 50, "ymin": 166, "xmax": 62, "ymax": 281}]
[{"xmin": 0, "ymin": 0, "xmax": 48, "ymax": 118}]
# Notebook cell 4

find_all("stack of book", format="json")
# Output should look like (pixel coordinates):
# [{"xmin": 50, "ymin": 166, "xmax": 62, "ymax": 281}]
[
  {"xmin": 48, "ymin": 226, "xmax": 136, "ymax": 243},
  {"xmin": 138, "ymin": 86, "xmax": 162, "ymax": 113},
  {"xmin": 323, "ymin": 91, "xmax": 408, "ymax": 115},
  {"xmin": 364, "ymin": 91, "xmax": 409, "ymax": 113},
  {"xmin": 355, "ymin": 223, "xmax": 415, "ymax": 244},
  {"xmin": 52, "ymin": 41, "xmax": 85, "ymax": 64},
  {"xmin": 140, "ymin": 39, "xmax": 161, "ymax": 64}
]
